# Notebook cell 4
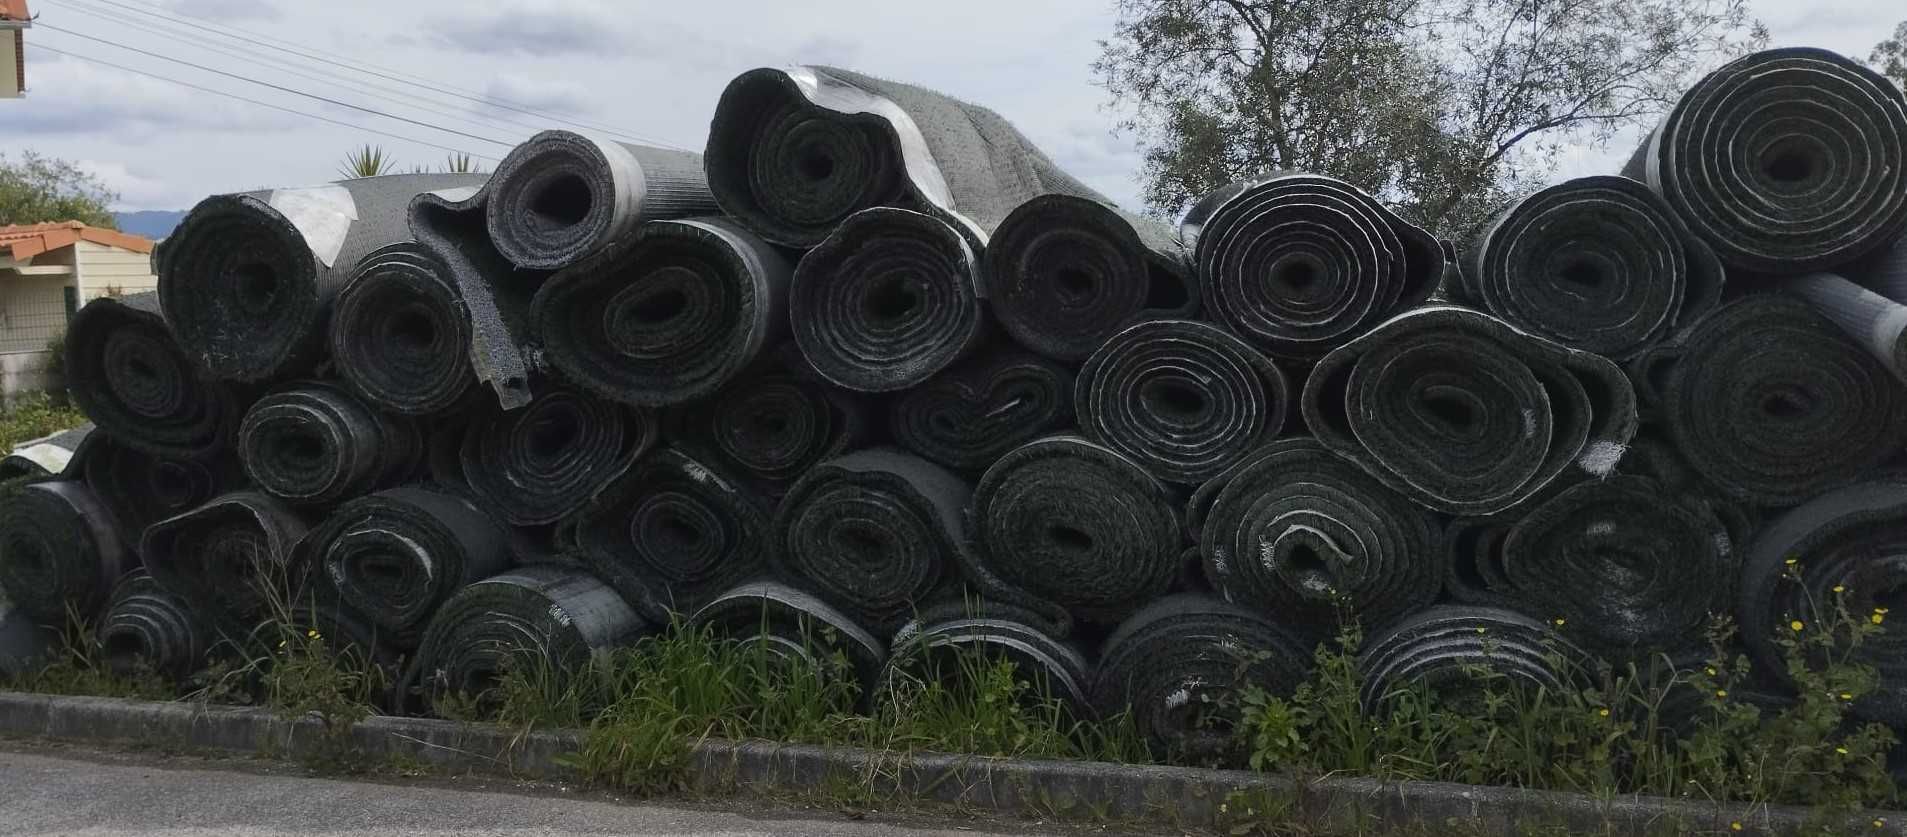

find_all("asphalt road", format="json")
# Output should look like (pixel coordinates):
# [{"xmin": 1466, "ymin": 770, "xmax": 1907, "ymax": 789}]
[{"xmin": 0, "ymin": 745, "xmax": 1076, "ymax": 837}]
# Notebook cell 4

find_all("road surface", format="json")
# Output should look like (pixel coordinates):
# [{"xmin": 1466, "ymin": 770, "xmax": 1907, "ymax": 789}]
[{"xmin": 0, "ymin": 744, "xmax": 1082, "ymax": 836}]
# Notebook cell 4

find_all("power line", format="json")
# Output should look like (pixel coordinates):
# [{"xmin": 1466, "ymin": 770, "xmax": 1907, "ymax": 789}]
[
  {"xmin": 51, "ymin": 0, "xmax": 549, "ymax": 143},
  {"xmin": 43, "ymin": 0, "xmax": 692, "ymax": 151},
  {"xmin": 59, "ymin": 0, "xmax": 575, "ymax": 144},
  {"xmin": 25, "ymin": 42, "xmax": 499, "ymax": 162},
  {"xmin": 34, "ymin": 21, "xmax": 518, "ymax": 148}
]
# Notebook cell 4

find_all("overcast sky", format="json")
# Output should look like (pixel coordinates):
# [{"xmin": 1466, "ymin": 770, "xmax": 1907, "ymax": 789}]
[{"xmin": 0, "ymin": 0, "xmax": 1899, "ymax": 214}]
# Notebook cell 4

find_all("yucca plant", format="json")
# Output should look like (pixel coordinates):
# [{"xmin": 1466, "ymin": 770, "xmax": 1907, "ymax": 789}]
[
  {"xmin": 443, "ymin": 153, "xmax": 484, "ymax": 174},
  {"xmin": 336, "ymin": 145, "xmax": 395, "ymax": 179}
]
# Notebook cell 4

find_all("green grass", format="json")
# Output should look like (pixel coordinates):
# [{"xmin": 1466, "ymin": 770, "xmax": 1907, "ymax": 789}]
[
  {"xmin": 3, "ymin": 571, "xmax": 1899, "ymax": 827},
  {"xmin": 1232, "ymin": 596, "xmax": 1900, "ymax": 815},
  {"xmin": 0, "ymin": 391, "xmax": 87, "ymax": 451},
  {"xmin": 441, "ymin": 622, "xmax": 1146, "ymax": 795}
]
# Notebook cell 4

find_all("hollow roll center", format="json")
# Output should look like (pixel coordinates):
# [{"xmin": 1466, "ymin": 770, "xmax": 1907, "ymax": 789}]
[
  {"xmin": 833, "ymin": 523, "xmax": 892, "ymax": 567},
  {"xmin": 525, "ymin": 413, "xmax": 580, "ymax": 459},
  {"xmin": 530, "ymin": 173, "xmax": 592, "ymax": 230},
  {"xmin": 1045, "ymin": 523, "xmax": 1095, "ymax": 555},
  {"xmin": 386, "ymin": 309, "xmax": 437, "ymax": 352},
  {"xmin": 1270, "ymin": 526, "xmax": 1350, "ymax": 602},
  {"xmin": 1143, "ymin": 379, "xmax": 1207, "ymax": 422},
  {"xmin": 281, "ymin": 431, "xmax": 326, "ymax": 467},
  {"xmin": 359, "ymin": 553, "xmax": 409, "ymax": 586},
  {"xmin": 461, "ymin": 666, "xmax": 501, "ymax": 696},
  {"xmin": 1054, "ymin": 266, "xmax": 1098, "ymax": 302},
  {"xmin": 630, "ymin": 287, "xmax": 690, "ymax": 325},
  {"xmin": 1269, "ymin": 255, "xmax": 1326, "ymax": 299},
  {"xmin": 7, "ymin": 538, "xmax": 49, "ymax": 575},
  {"xmin": 799, "ymin": 149, "xmax": 835, "ymax": 181},
  {"xmin": 1763, "ymin": 149, "xmax": 1815, "ymax": 183},
  {"xmin": 863, "ymin": 276, "xmax": 920, "ymax": 323},
  {"xmin": 1761, "ymin": 385, "xmax": 1816, "ymax": 420},
  {"xmin": 1558, "ymin": 259, "xmax": 1606, "ymax": 291},
  {"xmin": 1420, "ymin": 385, "xmax": 1482, "ymax": 436},
  {"xmin": 653, "ymin": 510, "xmax": 704, "ymax": 551},
  {"xmin": 152, "ymin": 462, "xmax": 201, "ymax": 510},
  {"xmin": 101, "ymin": 631, "xmax": 148, "ymax": 664},
  {"xmin": 234, "ymin": 262, "xmax": 280, "ymax": 315}
]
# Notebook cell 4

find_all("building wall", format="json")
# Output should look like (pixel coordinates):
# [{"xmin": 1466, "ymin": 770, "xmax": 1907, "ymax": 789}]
[
  {"xmin": 0, "ymin": 350, "xmax": 49, "ymax": 406},
  {"xmin": 74, "ymin": 240, "xmax": 157, "ymax": 301},
  {"xmin": 1, "ymin": 30, "xmax": 18, "ymax": 99},
  {"xmin": 0, "ymin": 273, "xmax": 70, "ymax": 353}
]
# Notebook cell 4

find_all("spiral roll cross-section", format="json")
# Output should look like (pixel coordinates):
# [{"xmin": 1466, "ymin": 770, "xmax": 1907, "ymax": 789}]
[
  {"xmin": 1739, "ymin": 479, "xmax": 1907, "ymax": 726},
  {"xmin": 687, "ymin": 580, "xmax": 887, "ymax": 700},
  {"xmin": 1498, "ymin": 476, "xmax": 1734, "ymax": 659},
  {"xmin": 100, "ymin": 571, "xmax": 206, "ymax": 681},
  {"xmin": 1180, "ymin": 173, "xmax": 1443, "ymax": 360},
  {"xmin": 1077, "ymin": 319, "xmax": 1290, "ymax": 486},
  {"xmin": 789, "ymin": 207, "xmax": 982, "ymax": 393},
  {"xmin": 141, "ymin": 491, "xmax": 309, "ymax": 628},
  {"xmin": 65, "ymin": 292, "xmax": 245, "ymax": 459},
  {"xmin": 886, "ymin": 608, "xmax": 1093, "ymax": 716},
  {"xmin": 1627, "ymin": 47, "xmax": 1907, "ymax": 273},
  {"xmin": 312, "ymin": 486, "xmax": 511, "ymax": 646},
  {"xmin": 1650, "ymin": 295, "xmax": 1907, "ymax": 506},
  {"xmin": 329, "ymin": 243, "xmax": 475, "ymax": 416},
  {"xmin": 238, "ymin": 382, "xmax": 421, "ymax": 507},
  {"xmin": 772, "ymin": 450, "xmax": 969, "ymax": 634},
  {"xmin": 985, "ymin": 194, "xmax": 1197, "ymax": 362},
  {"xmin": 533, "ymin": 217, "xmax": 790, "ymax": 407},
  {"xmin": 1355, "ymin": 606, "xmax": 1580, "ymax": 715},
  {"xmin": 968, "ymin": 436, "xmax": 1180, "ymax": 625},
  {"xmin": 158, "ymin": 174, "xmax": 485, "ymax": 381},
  {"xmin": 481, "ymin": 130, "xmax": 717, "ymax": 271},
  {"xmin": 890, "ymin": 349, "xmax": 1073, "ymax": 473},
  {"xmin": 0, "ymin": 481, "xmax": 130, "ymax": 624},
  {"xmin": 1302, "ymin": 306, "xmax": 1637, "ymax": 515},
  {"xmin": 414, "ymin": 567, "xmax": 649, "ymax": 713},
  {"xmin": 1461, "ymin": 175, "xmax": 1723, "ymax": 359},
  {"xmin": 576, "ymin": 448, "xmax": 774, "ymax": 624},
  {"xmin": 458, "ymin": 388, "xmax": 655, "ymax": 526},
  {"xmin": 1197, "ymin": 437, "xmax": 1443, "ymax": 635},
  {"xmin": 1092, "ymin": 595, "xmax": 1313, "ymax": 763}
]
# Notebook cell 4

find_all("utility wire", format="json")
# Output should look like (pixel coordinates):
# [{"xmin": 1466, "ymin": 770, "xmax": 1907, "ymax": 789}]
[
  {"xmin": 51, "ymin": 0, "xmax": 548, "ymax": 143},
  {"xmin": 34, "ymin": 21, "xmax": 518, "ymax": 148},
  {"xmin": 26, "ymin": 42, "xmax": 499, "ymax": 162},
  {"xmin": 43, "ymin": 0, "xmax": 692, "ymax": 151}
]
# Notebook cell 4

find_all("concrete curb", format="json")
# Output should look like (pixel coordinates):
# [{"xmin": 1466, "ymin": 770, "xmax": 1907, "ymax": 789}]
[{"xmin": 0, "ymin": 691, "xmax": 1896, "ymax": 835}]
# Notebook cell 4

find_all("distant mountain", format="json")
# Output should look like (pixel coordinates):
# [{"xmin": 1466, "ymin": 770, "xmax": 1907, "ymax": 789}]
[{"xmin": 113, "ymin": 210, "xmax": 186, "ymax": 240}]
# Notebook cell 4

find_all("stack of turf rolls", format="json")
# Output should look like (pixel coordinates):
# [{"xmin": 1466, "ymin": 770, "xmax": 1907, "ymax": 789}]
[{"xmin": 5, "ymin": 47, "xmax": 1907, "ymax": 762}]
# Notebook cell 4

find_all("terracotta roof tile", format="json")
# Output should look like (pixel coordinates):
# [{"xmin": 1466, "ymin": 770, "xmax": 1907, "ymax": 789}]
[
  {"xmin": 0, "ymin": 221, "xmax": 154, "ymax": 260},
  {"xmin": 0, "ymin": 0, "xmax": 28, "ymax": 23}
]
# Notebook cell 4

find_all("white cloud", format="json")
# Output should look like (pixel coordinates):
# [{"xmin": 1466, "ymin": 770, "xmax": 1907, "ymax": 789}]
[
  {"xmin": 476, "ymin": 76, "xmax": 593, "ymax": 119},
  {"xmin": 0, "ymin": 0, "xmax": 1892, "ymax": 217},
  {"xmin": 160, "ymin": 0, "xmax": 284, "ymax": 22}
]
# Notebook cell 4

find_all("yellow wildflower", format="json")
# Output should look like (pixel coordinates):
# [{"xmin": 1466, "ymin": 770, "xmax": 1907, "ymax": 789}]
[
  {"xmin": 1731, "ymin": 822, "xmax": 1743, "ymax": 832},
  {"xmin": 1790, "ymin": 620, "xmax": 1805, "ymax": 632},
  {"xmin": 1837, "ymin": 747, "xmax": 1849, "ymax": 755},
  {"xmin": 1598, "ymin": 708, "xmax": 1610, "ymax": 718},
  {"xmin": 1842, "ymin": 692, "xmax": 1855, "ymax": 701},
  {"xmin": 1554, "ymin": 618, "xmax": 1566, "ymax": 627},
  {"xmin": 1833, "ymin": 585, "xmax": 1846, "ymax": 594},
  {"xmin": 1716, "ymin": 689, "xmax": 1729, "ymax": 698}
]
